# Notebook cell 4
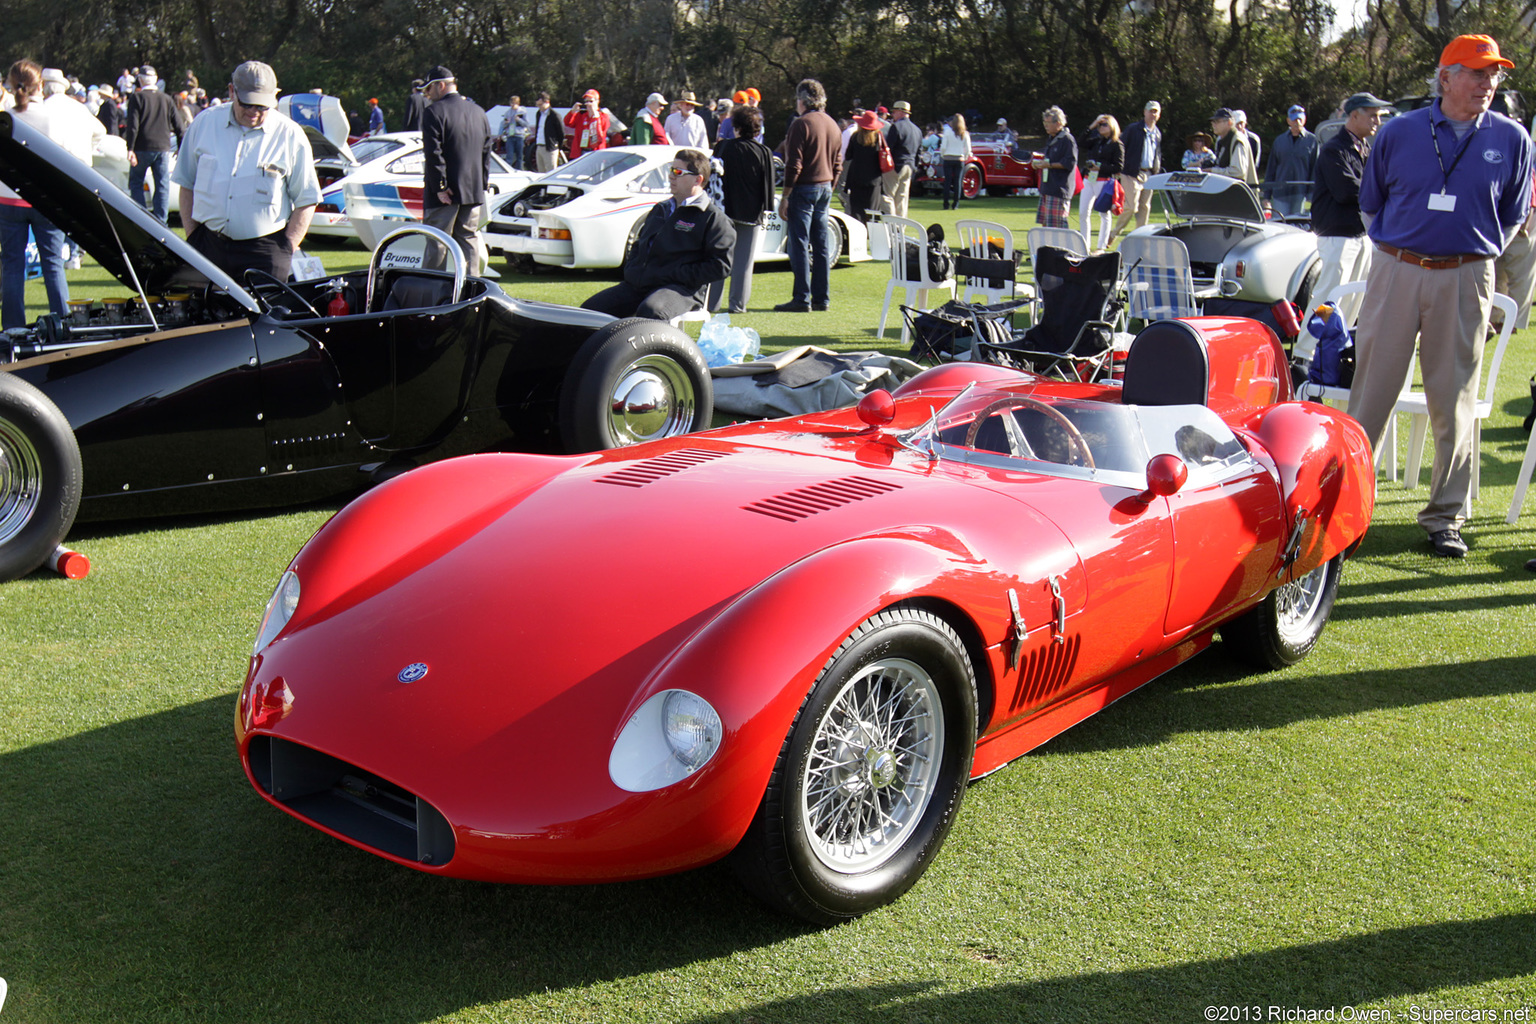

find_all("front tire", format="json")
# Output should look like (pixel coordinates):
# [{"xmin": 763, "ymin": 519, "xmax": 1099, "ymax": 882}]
[
  {"xmin": 732, "ymin": 605, "xmax": 977, "ymax": 925},
  {"xmin": 557, "ymin": 319, "xmax": 712, "ymax": 451},
  {"xmin": 1220, "ymin": 556, "xmax": 1341, "ymax": 669},
  {"xmin": 0, "ymin": 374, "xmax": 83, "ymax": 582}
]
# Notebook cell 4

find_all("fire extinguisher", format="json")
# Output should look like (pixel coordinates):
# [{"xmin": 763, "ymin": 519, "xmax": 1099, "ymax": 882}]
[
  {"xmin": 1270, "ymin": 299, "xmax": 1301, "ymax": 339},
  {"xmin": 326, "ymin": 279, "xmax": 350, "ymax": 317}
]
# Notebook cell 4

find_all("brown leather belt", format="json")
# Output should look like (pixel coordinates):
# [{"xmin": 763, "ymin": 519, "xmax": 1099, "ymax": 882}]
[{"xmin": 1376, "ymin": 242, "xmax": 1489, "ymax": 270}]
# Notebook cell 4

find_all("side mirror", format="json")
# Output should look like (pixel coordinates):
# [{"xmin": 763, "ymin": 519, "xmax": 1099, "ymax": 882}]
[
  {"xmin": 1136, "ymin": 453, "xmax": 1188, "ymax": 504},
  {"xmin": 857, "ymin": 389, "xmax": 896, "ymax": 429}
]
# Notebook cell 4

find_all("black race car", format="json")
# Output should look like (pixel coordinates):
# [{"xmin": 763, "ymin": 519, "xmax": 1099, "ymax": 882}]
[{"xmin": 0, "ymin": 112, "xmax": 711, "ymax": 582}]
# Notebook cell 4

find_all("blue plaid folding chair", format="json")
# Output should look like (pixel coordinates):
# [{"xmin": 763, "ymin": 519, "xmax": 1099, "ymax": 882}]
[{"xmin": 1119, "ymin": 235, "xmax": 1219, "ymax": 325}]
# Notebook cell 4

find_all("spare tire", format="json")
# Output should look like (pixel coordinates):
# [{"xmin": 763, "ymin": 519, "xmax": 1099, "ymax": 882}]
[
  {"xmin": 0, "ymin": 373, "xmax": 83, "ymax": 582},
  {"xmin": 557, "ymin": 318, "xmax": 713, "ymax": 451}
]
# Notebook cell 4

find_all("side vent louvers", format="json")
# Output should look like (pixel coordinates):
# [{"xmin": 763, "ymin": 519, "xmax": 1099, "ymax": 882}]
[
  {"xmin": 1008, "ymin": 634, "xmax": 1082, "ymax": 715},
  {"xmin": 744, "ymin": 476, "xmax": 902, "ymax": 522},
  {"xmin": 594, "ymin": 448, "xmax": 728, "ymax": 488}
]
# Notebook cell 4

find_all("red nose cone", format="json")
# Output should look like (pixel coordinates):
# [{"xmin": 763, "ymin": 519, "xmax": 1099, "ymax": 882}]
[{"xmin": 857, "ymin": 389, "xmax": 896, "ymax": 428}]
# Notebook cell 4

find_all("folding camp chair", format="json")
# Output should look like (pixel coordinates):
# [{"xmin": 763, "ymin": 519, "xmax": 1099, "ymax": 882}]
[
  {"xmin": 1119, "ymin": 235, "xmax": 1221, "ymax": 324},
  {"xmin": 954, "ymin": 220, "xmax": 1032, "ymax": 306},
  {"xmin": 973, "ymin": 246, "xmax": 1121, "ymax": 381},
  {"xmin": 900, "ymin": 298, "xmax": 1030, "ymax": 363}
]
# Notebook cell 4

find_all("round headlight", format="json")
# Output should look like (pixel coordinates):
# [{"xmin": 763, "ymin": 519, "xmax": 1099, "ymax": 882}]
[
  {"xmin": 609, "ymin": 689, "xmax": 723, "ymax": 793},
  {"xmin": 252, "ymin": 571, "xmax": 300, "ymax": 655},
  {"xmin": 663, "ymin": 690, "xmax": 722, "ymax": 771},
  {"xmin": 513, "ymin": 201, "xmax": 527, "ymax": 217}
]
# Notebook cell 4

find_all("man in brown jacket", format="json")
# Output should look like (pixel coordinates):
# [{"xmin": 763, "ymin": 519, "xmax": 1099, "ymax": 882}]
[{"xmin": 775, "ymin": 78, "xmax": 842, "ymax": 312}]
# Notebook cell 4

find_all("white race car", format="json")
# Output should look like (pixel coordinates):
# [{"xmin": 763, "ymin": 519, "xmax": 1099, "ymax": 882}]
[
  {"xmin": 483, "ymin": 145, "xmax": 870, "ymax": 270},
  {"xmin": 341, "ymin": 133, "xmax": 534, "ymax": 249}
]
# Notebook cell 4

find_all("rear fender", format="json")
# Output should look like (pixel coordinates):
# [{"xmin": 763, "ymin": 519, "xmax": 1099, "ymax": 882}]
[
  {"xmin": 893, "ymin": 361, "xmax": 1034, "ymax": 397},
  {"xmin": 633, "ymin": 533, "xmax": 997, "ymax": 849},
  {"xmin": 1242, "ymin": 402, "xmax": 1375, "ymax": 577}
]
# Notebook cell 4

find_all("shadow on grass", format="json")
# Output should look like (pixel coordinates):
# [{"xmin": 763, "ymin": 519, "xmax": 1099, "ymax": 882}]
[
  {"xmin": 1038, "ymin": 652, "xmax": 1536, "ymax": 757},
  {"xmin": 675, "ymin": 913, "xmax": 1536, "ymax": 1023},
  {"xmin": 0, "ymin": 696, "xmax": 806, "ymax": 1022}
]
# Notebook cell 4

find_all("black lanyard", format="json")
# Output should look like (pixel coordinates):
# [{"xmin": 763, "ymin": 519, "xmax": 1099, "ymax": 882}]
[{"xmin": 1430, "ymin": 114, "xmax": 1478, "ymax": 193}]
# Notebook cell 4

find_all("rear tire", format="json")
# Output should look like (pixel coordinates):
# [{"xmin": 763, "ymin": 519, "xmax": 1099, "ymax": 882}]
[
  {"xmin": 731, "ymin": 605, "xmax": 977, "ymax": 925},
  {"xmin": 0, "ymin": 374, "xmax": 82, "ymax": 582},
  {"xmin": 557, "ymin": 319, "xmax": 712, "ymax": 451},
  {"xmin": 961, "ymin": 164, "xmax": 983, "ymax": 200},
  {"xmin": 1220, "ymin": 556, "xmax": 1341, "ymax": 669}
]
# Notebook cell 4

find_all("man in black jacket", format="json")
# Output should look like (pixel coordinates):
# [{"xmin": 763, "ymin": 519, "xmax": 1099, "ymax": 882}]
[
  {"xmin": 881, "ymin": 100, "xmax": 922, "ymax": 218},
  {"xmin": 124, "ymin": 66, "xmax": 180, "ymax": 223},
  {"xmin": 420, "ymin": 65, "xmax": 492, "ymax": 272},
  {"xmin": 582, "ymin": 148, "xmax": 735, "ymax": 321},
  {"xmin": 1296, "ymin": 90, "xmax": 1390, "ymax": 361},
  {"xmin": 403, "ymin": 80, "xmax": 426, "ymax": 131},
  {"xmin": 1110, "ymin": 99, "xmax": 1161, "ymax": 242}
]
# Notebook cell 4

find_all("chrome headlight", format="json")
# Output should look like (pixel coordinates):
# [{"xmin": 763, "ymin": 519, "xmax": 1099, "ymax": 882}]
[
  {"xmin": 252, "ymin": 571, "xmax": 300, "ymax": 656},
  {"xmin": 609, "ymin": 689, "xmax": 723, "ymax": 793}
]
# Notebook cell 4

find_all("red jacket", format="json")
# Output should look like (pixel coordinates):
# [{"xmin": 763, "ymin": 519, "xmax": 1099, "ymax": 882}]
[{"xmin": 564, "ymin": 108, "xmax": 611, "ymax": 159}]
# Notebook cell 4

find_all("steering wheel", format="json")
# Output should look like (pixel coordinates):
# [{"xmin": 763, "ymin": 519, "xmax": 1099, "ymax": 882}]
[
  {"xmin": 243, "ymin": 268, "xmax": 321, "ymax": 319},
  {"xmin": 964, "ymin": 396, "xmax": 1096, "ymax": 469}
]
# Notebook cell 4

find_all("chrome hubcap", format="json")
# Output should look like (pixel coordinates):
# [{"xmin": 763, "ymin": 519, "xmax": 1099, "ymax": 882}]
[
  {"xmin": 802, "ymin": 657, "xmax": 943, "ymax": 872},
  {"xmin": 0, "ymin": 414, "xmax": 43, "ymax": 546},
  {"xmin": 606, "ymin": 355, "xmax": 695, "ymax": 445},
  {"xmin": 1276, "ymin": 561, "xmax": 1331, "ymax": 645}
]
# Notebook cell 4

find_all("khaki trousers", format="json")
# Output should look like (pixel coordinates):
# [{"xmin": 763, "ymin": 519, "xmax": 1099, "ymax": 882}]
[
  {"xmin": 1110, "ymin": 172, "xmax": 1152, "ymax": 239},
  {"xmin": 1346, "ymin": 250, "xmax": 1492, "ymax": 533},
  {"xmin": 880, "ymin": 164, "xmax": 914, "ymax": 219}
]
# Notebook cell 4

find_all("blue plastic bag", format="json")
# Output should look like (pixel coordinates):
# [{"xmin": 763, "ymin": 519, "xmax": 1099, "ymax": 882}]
[{"xmin": 696, "ymin": 313, "xmax": 761, "ymax": 368}]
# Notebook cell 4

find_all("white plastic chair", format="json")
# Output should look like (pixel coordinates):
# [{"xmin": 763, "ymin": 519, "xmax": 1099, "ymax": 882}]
[
  {"xmin": 668, "ymin": 279, "xmax": 725, "ymax": 329},
  {"xmin": 1506, "ymin": 426, "xmax": 1536, "ymax": 525},
  {"xmin": 954, "ymin": 219, "xmax": 1032, "ymax": 305},
  {"xmin": 1026, "ymin": 227, "xmax": 1086, "ymax": 270},
  {"xmin": 1296, "ymin": 281, "xmax": 1398, "ymax": 481},
  {"xmin": 876, "ymin": 215, "xmax": 956, "ymax": 345},
  {"xmin": 1119, "ymin": 234, "xmax": 1221, "ymax": 323},
  {"xmin": 1396, "ymin": 292, "xmax": 1517, "ymax": 501}
]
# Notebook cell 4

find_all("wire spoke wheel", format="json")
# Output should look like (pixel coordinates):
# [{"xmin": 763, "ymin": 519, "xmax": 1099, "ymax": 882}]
[
  {"xmin": 801, "ymin": 657, "xmax": 944, "ymax": 872},
  {"xmin": 1274, "ymin": 561, "xmax": 1332, "ymax": 647}
]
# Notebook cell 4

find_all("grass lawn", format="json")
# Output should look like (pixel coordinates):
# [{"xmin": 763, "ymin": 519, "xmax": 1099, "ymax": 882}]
[{"xmin": 2, "ymin": 195, "xmax": 1534, "ymax": 1023}]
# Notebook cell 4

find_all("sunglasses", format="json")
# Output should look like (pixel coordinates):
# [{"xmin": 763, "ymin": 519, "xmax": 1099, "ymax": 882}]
[
  {"xmin": 669, "ymin": 167, "xmax": 698, "ymax": 177},
  {"xmin": 236, "ymin": 97, "xmax": 272, "ymax": 113}
]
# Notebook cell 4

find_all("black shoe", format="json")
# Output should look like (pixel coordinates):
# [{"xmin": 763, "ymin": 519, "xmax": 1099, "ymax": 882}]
[
  {"xmin": 774, "ymin": 301, "xmax": 811, "ymax": 313},
  {"xmin": 1428, "ymin": 529, "xmax": 1468, "ymax": 559},
  {"xmin": 812, "ymin": 302, "xmax": 829, "ymax": 311}
]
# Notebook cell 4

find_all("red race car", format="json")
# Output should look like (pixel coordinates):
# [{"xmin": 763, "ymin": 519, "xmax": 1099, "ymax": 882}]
[{"xmin": 236, "ymin": 316, "xmax": 1375, "ymax": 924}]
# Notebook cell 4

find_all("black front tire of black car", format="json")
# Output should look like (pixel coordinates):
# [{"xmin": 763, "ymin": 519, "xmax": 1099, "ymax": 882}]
[
  {"xmin": 1220, "ymin": 555, "xmax": 1342, "ymax": 670},
  {"xmin": 0, "ymin": 374, "xmax": 83, "ymax": 582},
  {"xmin": 731, "ymin": 605, "xmax": 978, "ymax": 925},
  {"xmin": 557, "ymin": 318, "xmax": 713, "ymax": 451}
]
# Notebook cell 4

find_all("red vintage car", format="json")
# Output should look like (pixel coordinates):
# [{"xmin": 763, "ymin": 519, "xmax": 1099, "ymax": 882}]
[
  {"xmin": 236, "ymin": 316, "xmax": 1375, "ymax": 924},
  {"xmin": 919, "ymin": 131, "xmax": 1048, "ymax": 199}
]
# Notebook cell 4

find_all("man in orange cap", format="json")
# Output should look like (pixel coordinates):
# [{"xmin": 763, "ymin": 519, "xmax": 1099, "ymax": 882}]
[{"xmin": 1349, "ymin": 34, "xmax": 1532, "ymax": 559}]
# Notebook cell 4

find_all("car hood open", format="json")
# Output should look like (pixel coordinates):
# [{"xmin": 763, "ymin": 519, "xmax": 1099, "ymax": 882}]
[{"xmin": 0, "ymin": 111, "xmax": 256, "ymax": 311}]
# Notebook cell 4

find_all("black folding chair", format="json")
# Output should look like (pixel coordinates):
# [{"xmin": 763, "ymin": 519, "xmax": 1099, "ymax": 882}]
[{"xmin": 973, "ymin": 246, "xmax": 1122, "ymax": 381}]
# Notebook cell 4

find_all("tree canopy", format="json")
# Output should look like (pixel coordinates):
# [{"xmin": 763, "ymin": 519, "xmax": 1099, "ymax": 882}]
[{"xmin": 6, "ymin": 0, "xmax": 1534, "ymax": 140}]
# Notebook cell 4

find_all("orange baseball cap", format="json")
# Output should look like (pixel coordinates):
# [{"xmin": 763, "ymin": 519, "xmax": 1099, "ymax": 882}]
[
  {"xmin": 1441, "ymin": 34, "xmax": 1515, "ymax": 69},
  {"xmin": 733, "ymin": 89, "xmax": 749, "ymax": 105},
  {"xmin": 745, "ymin": 87, "xmax": 761, "ymax": 103}
]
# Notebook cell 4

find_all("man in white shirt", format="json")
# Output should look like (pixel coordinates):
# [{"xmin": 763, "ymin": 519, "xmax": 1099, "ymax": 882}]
[
  {"xmin": 172, "ymin": 61, "xmax": 320, "ymax": 283},
  {"xmin": 664, "ymin": 92, "xmax": 708, "ymax": 149},
  {"xmin": 40, "ymin": 68, "xmax": 106, "ymax": 163}
]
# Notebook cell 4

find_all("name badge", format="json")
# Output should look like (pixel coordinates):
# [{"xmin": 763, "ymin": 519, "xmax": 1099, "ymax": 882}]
[{"xmin": 1428, "ymin": 193, "xmax": 1457, "ymax": 212}]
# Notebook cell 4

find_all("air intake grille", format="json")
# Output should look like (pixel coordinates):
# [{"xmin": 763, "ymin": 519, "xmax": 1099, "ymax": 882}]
[
  {"xmin": 248, "ymin": 736, "xmax": 455, "ymax": 867},
  {"xmin": 1007, "ymin": 634, "xmax": 1082, "ymax": 715},
  {"xmin": 594, "ymin": 447, "xmax": 728, "ymax": 487},
  {"xmin": 743, "ymin": 476, "xmax": 903, "ymax": 522}
]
